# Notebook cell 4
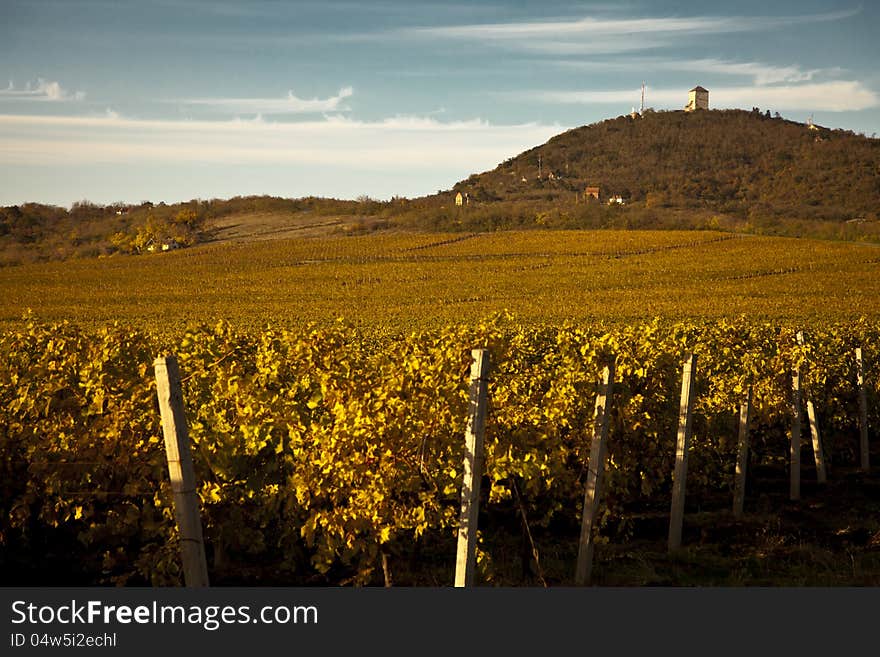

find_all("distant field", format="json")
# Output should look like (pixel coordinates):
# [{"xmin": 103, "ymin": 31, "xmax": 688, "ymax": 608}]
[
  {"xmin": 203, "ymin": 210, "xmax": 374, "ymax": 243},
  {"xmin": 1, "ymin": 229, "xmax": 878, "ymax": 333}
]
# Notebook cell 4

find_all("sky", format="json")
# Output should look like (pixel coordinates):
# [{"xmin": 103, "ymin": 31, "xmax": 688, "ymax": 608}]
[{"xmin": 1, "ymin": 0, "xmax": 878, "ymax": 207}]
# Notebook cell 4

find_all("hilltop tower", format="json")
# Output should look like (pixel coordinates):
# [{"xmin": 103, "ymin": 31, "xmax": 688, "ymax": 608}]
[
  {"xmin": 632, "ymin": 82, "xmax": 646, "ymax": 119},
  {"xmin": 685, "ymin": 86, "xmax": 709, "ymax": 111}
]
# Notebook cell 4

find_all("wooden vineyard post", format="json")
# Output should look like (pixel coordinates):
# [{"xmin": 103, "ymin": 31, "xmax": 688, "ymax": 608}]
[
  {"xmin": 154, "ymin": 355, "xmax": 210, "ymax": 588},
  {"xmin": 857, "ymin": 347, "xmax": 870, "ymax": 471},
  {"xmin": 733, "ymin": 387, "xmax": 752, "ymax": 519},
  {"xmin": 806, "ymin": 400, "xmax": 827, "ymax": 483},
  {"xmin": 668, "ymin": 354, "xmax": 697, "ymax": 553},
  {"xmin": 797, "ymin": 332, "xmax": 827, "ymax": 484},
  {"xmin": 575, "ymin": 360, "xmax": 616, "ymax": 586},
  {"xmin": 454, "ymin": 349, "xmax": 491, "ymax": 587},
  {"xmin": 790, "ymin": 366, "xmax": 802, "ymax": 501}
]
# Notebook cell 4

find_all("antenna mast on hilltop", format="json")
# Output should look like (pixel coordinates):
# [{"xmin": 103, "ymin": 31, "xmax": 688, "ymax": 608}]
[{"xmin": 640, "ymin": 81, "xmax": 645, "ymax": 113}]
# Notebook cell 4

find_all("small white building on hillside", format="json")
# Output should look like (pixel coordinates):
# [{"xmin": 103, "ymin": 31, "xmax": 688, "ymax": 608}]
[{"xmin": 685, "ymin": 86, "xmax": 709, "ymax": 111}]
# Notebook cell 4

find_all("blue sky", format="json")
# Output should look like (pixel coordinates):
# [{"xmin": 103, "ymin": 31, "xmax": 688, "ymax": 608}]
[{"xmin": 1, "ymin": 0, "xmax": 878, "ymax": 207}]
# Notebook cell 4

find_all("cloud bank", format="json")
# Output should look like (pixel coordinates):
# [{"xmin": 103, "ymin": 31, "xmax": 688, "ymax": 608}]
[
  {"xmin": 516, "ymin": 80, "xmax": 879, "ymax": 112},
  {"xmin": 0, "ymin": 79, "xmax": 86, "ymax": 102},
  {"xmin": 0, "ymin": 112, "xmax": 563, "ymax": 169}
]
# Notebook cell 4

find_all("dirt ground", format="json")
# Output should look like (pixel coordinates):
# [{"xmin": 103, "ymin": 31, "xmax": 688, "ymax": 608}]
[
  {"xmin": 202, "ymin": 211, "xmax": 389, "ymax": 244},
  {"xmin": 496, "ymin": 461, "xmax": 880, "ymax": 587}
]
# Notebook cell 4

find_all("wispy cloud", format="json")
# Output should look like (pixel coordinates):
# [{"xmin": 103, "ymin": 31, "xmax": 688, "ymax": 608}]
[
  {"xmin": 673, "ymin": 60, "xmax": 831, "ymax": 86},
  {"xmin": 0, "ymin": 112, "xmax": 563, "ymax": 169},
  {"xmin": 179, "ymin": 87, "xmax": 354, "ymax": 115},
  {"xmin": 517, "ymin": 80, "xmax": 880, "ymax": 112},
  {"xmin": 410, "ymin": 8, "xmax": 859, "ymax": 40},
  {"xmin": 556, "ymin": 58, "xmax": 835, "ymax": 86},
  {"xmin": 0, "ymin": 79, "xmax": 86, "ymax": 102},
  {"xmin": 400, "ymin": 8, "xmax": 860, "ymax": 55}
]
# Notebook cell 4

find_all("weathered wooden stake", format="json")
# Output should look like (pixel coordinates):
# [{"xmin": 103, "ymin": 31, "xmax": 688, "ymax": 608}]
[
  {"xmin": 454, "ymin": 349, "xmax": 491, "ymax": 587},
  {"xmin": 806, "ymin": 399, "xmax": 827, "ymax": 483},
  {"xmin": 733, "ymin": 387, "xmax": 752, "ymax": 519},
  {"xmin": 857, "ymin": 347, "xmax": 870, "ymax": 471},
  {"xmin": 668, "ymin": 353, "xmax": 697, "ymax": 552},
  {"xmin": 154, "ymin": 355, "xmax": 210, "ymax": 588},
  {"xmin": 797, "ymin": 332, "xmax": 826, "ymax": 483},
  {"xmin": 575, "ymin": 360, "xmax": 616, "ymax": 586},
  {"xmin": 790, "ymin": 367, "xmax": 802, "ymax": 501}
]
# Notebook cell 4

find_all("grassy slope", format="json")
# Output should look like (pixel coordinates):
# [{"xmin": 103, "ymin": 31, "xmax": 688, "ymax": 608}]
[{"xmin": 1, "ymin": 229, "xmax": 878, "ymax": 333}]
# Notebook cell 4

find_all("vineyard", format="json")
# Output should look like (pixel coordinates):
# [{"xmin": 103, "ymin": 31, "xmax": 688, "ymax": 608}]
[
  {"xmin": 2, "ymin": 313, "xmax": 879, "ymax": 586},
  {"xmin": 1, "ymin": 229, "xmax": 880, "ymax": 332},
  {"xmin": 2, "ymin": 229, "xmax": 880, "ymax": 585}
]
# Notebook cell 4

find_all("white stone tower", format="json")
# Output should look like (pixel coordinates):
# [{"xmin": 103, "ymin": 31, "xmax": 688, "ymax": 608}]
[{"xmin": 685, "ymin": 86, "xmax": 709, "ymax": 111}]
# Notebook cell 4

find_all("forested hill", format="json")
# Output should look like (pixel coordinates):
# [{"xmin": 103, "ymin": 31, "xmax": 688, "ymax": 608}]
[{"xmin": 449, "ymin": 109, "xmax": 880, "ymax": 221}]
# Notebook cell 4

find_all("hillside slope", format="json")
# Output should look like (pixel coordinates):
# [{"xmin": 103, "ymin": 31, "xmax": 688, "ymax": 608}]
[
  {"xmin": 450, "ymin": 109, "xmax": 880, "ymax": 221},
  {"xmin": 3, "ymin": 109, "xmax": 879, "ymax": 265}
]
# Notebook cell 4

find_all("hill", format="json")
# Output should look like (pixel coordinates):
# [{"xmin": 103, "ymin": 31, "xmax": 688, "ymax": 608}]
[
  {"xmin": 444, "ymin": 108, "xmax": 880, "ymax": 222},
  {"xmin": 2, "ymin": 109, "xmax": 879, "ymax": 265}
]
